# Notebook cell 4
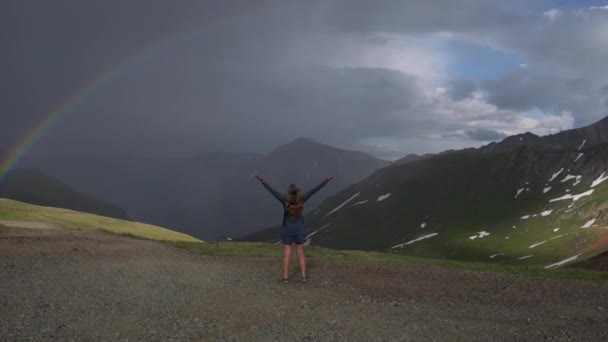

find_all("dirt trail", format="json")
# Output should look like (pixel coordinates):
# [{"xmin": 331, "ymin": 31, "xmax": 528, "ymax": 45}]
[
  {"xmin": 1, "ymin": 225, "xmax": 607, "ymax": 341},
  {"xmin": 0, "ymin": 220, "xmax": 60, "ymax": 229}
]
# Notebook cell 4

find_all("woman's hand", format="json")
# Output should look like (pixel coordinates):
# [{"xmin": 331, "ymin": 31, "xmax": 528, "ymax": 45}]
[{"xmin": 256, "ymin": 175, "xmax": 264, "ymax": 182}]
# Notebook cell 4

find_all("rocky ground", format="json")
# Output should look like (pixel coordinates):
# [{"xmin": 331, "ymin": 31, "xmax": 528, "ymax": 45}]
[{"xmin": 1, "ymin": 224, "xmax": 607, "ymax": 341}]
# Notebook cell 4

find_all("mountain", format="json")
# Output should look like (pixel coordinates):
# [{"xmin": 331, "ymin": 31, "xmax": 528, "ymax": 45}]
[
  {"xmin": 248, "ymin": 117, "xmax": 608, "ymax": 268},
  {"xmin": 216, "ymin": 138, "xmax": 391, "ymax": 238},
  {"xmin": 19, "ymin": 152, "xmax": 259, "ymax": 237},
  {"xmin": 395, "ymin": 153, "xmax": 435, "ymax": 164},
  {"xmin": 0, "ymin": 169, "xmax": 129, "ymax": 219},
  {"xmin": 22, "ymin": 138, "xmax": 390, "ymax": 239}
]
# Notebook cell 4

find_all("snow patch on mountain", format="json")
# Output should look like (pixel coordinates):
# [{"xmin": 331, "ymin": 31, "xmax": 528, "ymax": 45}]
[
  {"xmin": 515, "ymin": 188, "xmax": 525, "ymax": 198},
  {"xmin": 543, "ymin": 187, "xmax": 552, "ymax": 194},
  {"xmin": 560, "ymin": 174, "xmax": 582, "ymax": 186},
  {"xmin": 578, "ymin": 139, "xmax": 586, "ymax": 150},
  {"xmin": 377, "ymin": 193, "xmax": 391, "ymax": 202},
  {"xmin": 574, "ymin": 153, "xmax": 583, "ymax": 162},
  {"xmin": 550, "ymin": 189, "xmax": 594, "ymax": 203},
  {"xmin": 545, "ymin": 254, "xmax": 582, "ymax": 269},
  {"xmin": 518, "ymin": 255, "xmax": 533, "ymax": 260},
  {"xmin": 470, "ymin": 231, "xmax": 490, "ymax": 239},
  {"xmin": 540, "ymin": 210, "xmax": 553, "ymax": 217},
  {"xmin": 420, "ymin": 223, "xmax": 427, "ymax": 228},
  {"xmin": 391, "ymin": 233, "xmax": 438, "ymax": 248},
  {"xmin": 326, "ymin": 192, "xmax": 360, "ymax": 216},
  {"xmin": 553, "ymin": 228, "xmax": 560, "ymax": 232},
  {"xmin": 521, "ymin": 215, "xmax": 530, "ymax": 220},
  {"xmin": 489, "ymin": 253, "xmax": 504, "ymax": 259},
  {"xmin": 352, "ymin": 200, "xmax": 368, "ymax": 206},
  {"xmin": 529, "ymin": 241, "xmax": 547, "ymax": 248},
  {"xmin": 305, "ymin": 223, "xmax": 331, "ymax": 241},
  {"xmin": 581, "ymin": 219, "xmax": 596, "ymax": 229},
  {"xmin": 591, "ymin": 171, "xmax": 608, "ymax": 188},
  {"xmin": 548, "ymin": 168, "xmax": 564, "ymax": 182}
]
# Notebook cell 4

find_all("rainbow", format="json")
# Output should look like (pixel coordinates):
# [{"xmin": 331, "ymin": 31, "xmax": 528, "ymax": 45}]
[
  {"xmin": 0, "ymin": 2, "xmax": 289, "ymax": 183},
  {"xmin": 0, "ymin": 46, "xmax": 152, "ymax": 183}
]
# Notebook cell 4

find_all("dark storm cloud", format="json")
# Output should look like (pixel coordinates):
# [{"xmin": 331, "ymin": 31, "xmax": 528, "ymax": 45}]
[
  {"xmin": 0, "ymin": 0, "xmax": 282, "ymax": 146},
  {"xmin": 482, "ymin": 68, "xmax": 600, "ymax": 116},
  {"xmin": 447, "ymin": 79, "xmax": 477, "ymax": 101},
  {"xmin": 2, "ymin": 0, "xmax": 607, "ymax": 161},
  {"xmin": 46, "ymin": 59, "xmax": 422, "ymax": 156},
  {"xmin": 3, "ymin": 0, "xmax": 431, "ymax": 158},
  {"xmin": 320, "ymin": 0, "xmax": 527, "ymax": 33}
]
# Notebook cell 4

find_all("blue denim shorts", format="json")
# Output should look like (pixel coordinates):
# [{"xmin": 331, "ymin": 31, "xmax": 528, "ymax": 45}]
[{"xmin": 281, "ymin": 234, "xmax": 305, "ymax": 245}]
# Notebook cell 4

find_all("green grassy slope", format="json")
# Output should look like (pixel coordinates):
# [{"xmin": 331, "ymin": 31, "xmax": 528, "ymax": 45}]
[{"xmin": 0, "ymin": 198, "xmax": 200, "ymax": 242}]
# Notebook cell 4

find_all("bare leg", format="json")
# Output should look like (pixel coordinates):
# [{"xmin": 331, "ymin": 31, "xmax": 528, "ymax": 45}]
[
  {"xmin": 296, "ymin": 244, "xmax": 306, "ymax": 279},
  {"xmin": 282, "ymin": 244, "xmax": 292, "ymax": 279}
]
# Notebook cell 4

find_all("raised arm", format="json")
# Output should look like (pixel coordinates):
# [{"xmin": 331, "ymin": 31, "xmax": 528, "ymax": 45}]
[
  {"xmin": 303, "ymin": 177, "xmax": 333, "ymax": 202},
  {"xmin": 256, "ymin": 176, "xmax": 285, "ymax": 203}
]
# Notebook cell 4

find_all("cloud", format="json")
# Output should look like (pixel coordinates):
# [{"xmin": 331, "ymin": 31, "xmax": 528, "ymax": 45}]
[
  {"xmin": 320, "ymin": 0, "xmax": 525, "ymax": 34},
  {"xmin": 589, "ymin": 5, "xmax": 608, "ymax": 11},
  {"xmin": 463, "ymin": 129, "xmax": 507, "ymax": 141},
  {"xmin": 447, "ymin": 79, "xmax": 477, "ymax": 101},
  {"xmin": 543, "ymin": 9, "xmax": 562, "ymax": 21},
  {"xmin": 472, "ymin": 7, "xmax": 608, "ymax": 125},
  {"xmin": 1, "ymin": 0, "xmax": 605, "ymax": 161}
]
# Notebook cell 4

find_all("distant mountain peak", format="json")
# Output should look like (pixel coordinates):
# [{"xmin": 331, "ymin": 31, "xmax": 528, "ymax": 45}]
[
  {"xmin": 273, "ymin": 137, "xmax": 338, "ymax": 154},
  {"xmin": 396, "ymin": 153, "xmax": 436, "ymax": 164},
  {"xmin": 286, "ymin": 137, "xmax": 326, "ymax": 147}
]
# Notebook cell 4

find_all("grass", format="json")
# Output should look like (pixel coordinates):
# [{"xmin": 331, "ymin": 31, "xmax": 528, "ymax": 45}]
[
  {"xmin": 3, "ymin": 197, "xmax": 606, "ymax": 282},
  {"xmin": 165, "ymin": 240, "xmax": 608, "ymax": 282},
  {"xmin": 0, "ymin": 198, "xmax": 200, "ymax": 242}
]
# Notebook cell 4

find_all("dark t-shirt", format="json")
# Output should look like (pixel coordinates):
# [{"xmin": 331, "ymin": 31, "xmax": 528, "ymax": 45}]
[{"xmin": 261, "ymin": 180, "xmax": 329, "ymax": 236}]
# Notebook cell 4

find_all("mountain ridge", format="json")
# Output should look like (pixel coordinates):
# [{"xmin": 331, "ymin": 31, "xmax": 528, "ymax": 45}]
[
  {"xmin": 247, "ymin": 116, "xmax": 608, "ymax": 268},
  {"xmin": 20, "ymin": 137, "xmax": 390, "ymax": 239},
  {"xmin": 0, "ymin": 168, "xmax": 130, "ymax": 220}
]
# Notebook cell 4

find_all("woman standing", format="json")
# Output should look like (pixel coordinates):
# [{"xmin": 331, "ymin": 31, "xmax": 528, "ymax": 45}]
[{"xmin": 256, "ymin": 175, "xmax": 332, "ymax": 283}]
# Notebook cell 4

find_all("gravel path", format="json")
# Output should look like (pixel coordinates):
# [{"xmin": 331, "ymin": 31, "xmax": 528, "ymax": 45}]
[{"xmin": 1, "ymin": 225, "xmax": 607, "ymax": 341}]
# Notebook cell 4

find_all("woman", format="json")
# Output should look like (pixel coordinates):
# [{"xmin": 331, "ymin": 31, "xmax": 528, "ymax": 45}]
[{"xmin": 256, "ymin": 175, "xmax": 333, "ymax": 283}]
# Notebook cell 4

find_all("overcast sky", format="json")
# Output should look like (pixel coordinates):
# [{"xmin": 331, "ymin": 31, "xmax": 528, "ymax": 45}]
[{"xmin": 2, "ymin": 0, "xmax": 608, "ymax": 160}]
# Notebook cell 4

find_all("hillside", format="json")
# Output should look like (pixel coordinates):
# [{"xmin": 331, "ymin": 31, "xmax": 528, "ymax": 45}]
[
  {"xmin": 0, "ymin": 169, "xmax": 129, "ymax": 220},
  {"xmin": 0, "ymin": 198, "xmax": 199, "ymax": 242},
  {"xmin": 248, "ymin": 117, "xmax": 608, "ymax": 269}
]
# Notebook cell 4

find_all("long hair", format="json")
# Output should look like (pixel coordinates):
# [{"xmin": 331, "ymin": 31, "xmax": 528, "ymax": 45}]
[{"xmin": 285, "ymin": 184, "xmax": 304, "ymax": 218}]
